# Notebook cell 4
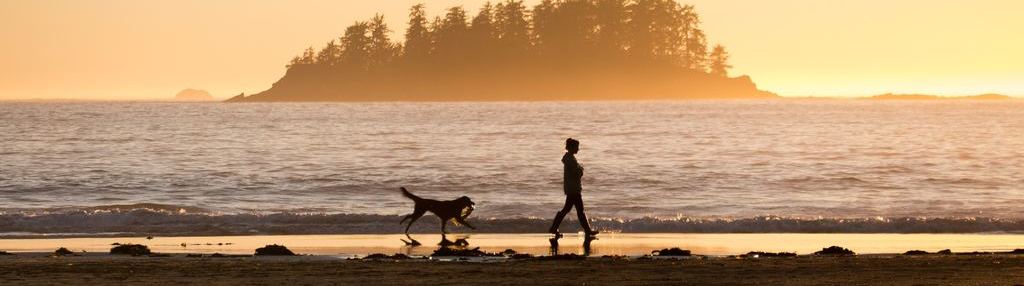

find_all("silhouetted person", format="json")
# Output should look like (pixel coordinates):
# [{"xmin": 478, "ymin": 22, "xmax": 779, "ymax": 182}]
[{"xmin": 549, "ymin": 138, "xmax": 598, "ymax": 236}]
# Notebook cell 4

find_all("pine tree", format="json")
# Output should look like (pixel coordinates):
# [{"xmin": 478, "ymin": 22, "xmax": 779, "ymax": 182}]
[
  {"xmin": 300, "ymin": 46, "xmax": 316, "ymax": 65},
  {"xmin": 495, "ymin": 1, "xmax": 531, "ymax": 56},
  {"xmin": 708, "ymin": 44, "xmax": 732, "ymax": 77},
  {"xmin": 316, "ymin": 40, "xmax": 341, "ymax": 66},
  {"xmin": 680, "ymin": 5, "xmax": 707, "ymax": 71},
  {"xmin": 368, "ymin": 14, "xmax": 396, "ymax": 69},
  {"xmin": 340, "ymin": 22, "xmax": 371, "ymax": 70},
  {"xmin": 404, "ymin": 4, "xmax": 432, "ymax": 61}
]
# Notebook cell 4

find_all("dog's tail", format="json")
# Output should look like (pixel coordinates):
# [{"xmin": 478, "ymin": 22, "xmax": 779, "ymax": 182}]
[{"xmin": 400, "ymin": 187, "xmax": 422, "ymax": 202}]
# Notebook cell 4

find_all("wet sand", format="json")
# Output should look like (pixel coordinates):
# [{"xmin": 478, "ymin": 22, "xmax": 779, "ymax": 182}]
[
  {"xmin": 2, "ymin": 233, "xmax": 1024, "ymax": 256},
  {"xmin": 2, "ymin": 253, "xmax": 1024, "ymax": 285}
]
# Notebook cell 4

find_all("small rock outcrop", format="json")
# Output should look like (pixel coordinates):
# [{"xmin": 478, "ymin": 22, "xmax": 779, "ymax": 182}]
[
  {"xmin": 652, "ymin": 247, "xmax": 692, "ymax": 256},
  {"xmin": 814, "ymin": 246, "xmax": 855, "ymax": 256},
  {"xmin": 255, "ymin": 244, "xmax": 295, "ymax": 256},
  {"xmin": 110, "ymin": 244, "xmax": 152, "ymax": 256},
  {"xmin": 53, "ymin": 247, "xmax": 75, "ymax": 256}
]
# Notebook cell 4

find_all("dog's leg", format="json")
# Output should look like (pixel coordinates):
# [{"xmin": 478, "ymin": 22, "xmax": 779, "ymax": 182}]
[
  {"xmin": 440, "ymin": 218, "xmax": 449, "ymax": 235},
  {"xmin": 456, "ymin": 217, "xmax": 476, "ymax": 230},
  {"xmin": 404, "ymin": 210, "xmax": 425, "ymax": 235}
]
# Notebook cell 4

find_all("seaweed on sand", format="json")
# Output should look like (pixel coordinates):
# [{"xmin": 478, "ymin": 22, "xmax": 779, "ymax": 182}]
[
  {"xmin": 652, "ymin": 248, "xmax": 691, "ymax": 256},
  {"xmin": 110, "ymin": 244, "xmax": 152, "ymax": 256},
  {"xmin": 814, "ymin": 246, "xmax": 855, "ymax": 256},
  {"xmin": 255, "ymin": 244, "xmax": 296, "ymax": 256}
]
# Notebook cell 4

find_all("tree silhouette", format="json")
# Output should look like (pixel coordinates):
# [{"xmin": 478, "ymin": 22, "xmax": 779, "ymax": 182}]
[
  {"xmin": 404, "ymin": 4, "xmax": 431, "ymax": 63},
  {"xmin": 709, "ymin": 44, "xmax": 732, "ymax": 77},
  {"xmin": 288, "ymin": 46, "xmax": 316, "ymax": 67},
  {"xmin": 434, "ymin": 6, "xmax": 470, "ymax": 67},
  {"xmin": 468, "ymin": 2, "xmax": 498, "ymax": 67},
  {"xmin": 368, "ymin": 14, "xmax": 397, "ymax": 70},
  {"xmin": 316, "ymin": 40, "xmax": 341, "ymax": 66},
  {"xmin": 340, "ymin": 22, "xmax": 371, "ymax": 71},
  {"xmin": 593, "ymin": 0, "xmax": 630, "ymax": 57},
  {"xmin": 494, "ymin": 1, "xmax": 531, "ymax": 59}
]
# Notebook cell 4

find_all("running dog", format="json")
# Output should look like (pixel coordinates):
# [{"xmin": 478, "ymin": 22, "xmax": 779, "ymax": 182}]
[{"xmin": 399, "ymin": 187, "xmax": 476, "ymax": 244}]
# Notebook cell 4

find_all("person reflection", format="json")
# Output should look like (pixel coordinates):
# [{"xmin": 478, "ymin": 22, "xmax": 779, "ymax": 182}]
[{"xmin": 547, "ymin": 235, "xmax": 597, "ymax": 256}]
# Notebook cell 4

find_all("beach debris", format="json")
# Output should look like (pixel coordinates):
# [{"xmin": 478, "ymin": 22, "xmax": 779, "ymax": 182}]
[
  {"xmin": 363, "ymin": 253, "xmax": 412, "ymax": 260},
  {"xmin": 0, "ymin": 251, "xmax": 13, "ymax": 256},
  {"xmin": 814, "ymin": 246, "xmax": 855, "ymax": 256},
  {"xmin": 904, "ymin": 249, "xmax": 953, "ymax": 256},
  {"xmin": 110, "ymin": 244, "xmax": 152, "ymax": 256},
  {"xmin": 111, "ymin": 242, "xmax": 121, "ymax": 246},
  {"xmin": 438, "ymin": 238, "xmax": 470, "ymax": 247},
  {"xmin": 53, "ymin": 247, "xmax": 75, "ymax": 257},
  {"xmin": 180, "ymin": 243, "xmax": 187, "ymax": 248},
  {"xmin": 255, "ymin": 244, "xmax": 295, "ymax": 256},
  {"xmin": 499, "ymin": 249, "xmax": 535, "ymax": 259},
  {"xmin": 903, "ymin": 250, "xmax": 930, "ymax": 255},
  {"xmin": 539, "ymin": 253, "xmax": 586, "ymax": 260},
  {"xmin": 431, "ymin": 247, "xmax": 498, "ymax": 257},
  {"xmin": 146, "ymin": 236, "xmax": 154, "ymax": 240},
  {"xmin": 740, "ymin": 251, "xmax": 797, "ymax": 258},
  {"xmin": 652, "ymin": 248, "xmax": 692, "ymax": 256}
]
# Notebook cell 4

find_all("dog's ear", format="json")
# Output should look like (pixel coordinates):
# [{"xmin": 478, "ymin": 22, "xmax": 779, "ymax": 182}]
[{"xmin": 462, "ymin": 196, "xmax": 475, "ymax": 205}]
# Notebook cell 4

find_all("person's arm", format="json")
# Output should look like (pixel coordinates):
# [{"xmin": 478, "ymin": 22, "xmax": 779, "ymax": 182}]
[{"xmin": 566, "ymin": 155, "xmax": 582, "ymax": 178}]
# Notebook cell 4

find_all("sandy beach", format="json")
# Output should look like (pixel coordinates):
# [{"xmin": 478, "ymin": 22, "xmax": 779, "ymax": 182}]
[
  {"xmin": 3, "ymin": 233, "xmax": 1024, "ymax": 257},
  {"xmin": 3, "ymin": 253, "xmax": 1024, "ymax": 285}
]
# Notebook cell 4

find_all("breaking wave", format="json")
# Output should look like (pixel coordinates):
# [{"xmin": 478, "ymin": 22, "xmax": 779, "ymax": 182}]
[{"xmin": 3, "ymin": 204, "xmax": 1024, "ymax": 238}]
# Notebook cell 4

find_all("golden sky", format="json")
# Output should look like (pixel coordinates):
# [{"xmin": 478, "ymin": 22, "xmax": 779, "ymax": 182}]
[{"xmin": 1, "ymin": 0, "xmax": 1021, "ymax": 100}]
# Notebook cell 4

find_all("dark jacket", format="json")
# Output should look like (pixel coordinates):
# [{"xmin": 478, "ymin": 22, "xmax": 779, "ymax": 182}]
[{"xmin": 562, "ymin": 153, "xmax": 583, "ymax": 194}]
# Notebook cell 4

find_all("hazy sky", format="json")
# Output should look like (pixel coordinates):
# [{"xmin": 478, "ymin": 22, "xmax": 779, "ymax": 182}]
[{"xmin": 1, "ymin": 0, "xmax": 1022, "ymax": 100}]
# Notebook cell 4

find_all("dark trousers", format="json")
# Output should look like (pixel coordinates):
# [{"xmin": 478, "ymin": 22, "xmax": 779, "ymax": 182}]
[{"xmin": 549, "ymin": 192, "xmax": 593, "ymax": 232}]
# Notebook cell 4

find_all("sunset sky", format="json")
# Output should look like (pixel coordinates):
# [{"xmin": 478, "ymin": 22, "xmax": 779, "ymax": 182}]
[{"xmin": 1, "ymin": 0, "xmax": 1021, "ymax": 100}]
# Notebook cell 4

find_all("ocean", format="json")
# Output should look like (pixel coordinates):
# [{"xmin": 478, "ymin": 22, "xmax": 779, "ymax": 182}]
[{"xmin": 1, "ymin": 100, "xmax": 1022, "ymax": 236}]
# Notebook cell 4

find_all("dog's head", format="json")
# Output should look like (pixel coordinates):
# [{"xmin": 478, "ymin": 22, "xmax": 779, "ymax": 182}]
[
  {"xmin": 456, "ymin": 196, "xmax": 475, "ymax": 207},
  {"xmin": 456, "ymin": 196, "xmax": 475, "ymax": 219}
]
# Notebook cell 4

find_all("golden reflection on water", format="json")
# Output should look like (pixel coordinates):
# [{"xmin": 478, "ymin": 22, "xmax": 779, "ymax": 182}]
[{"xmin": 2, "ymin": 233, "xmax": 1022, "ymax": 256}]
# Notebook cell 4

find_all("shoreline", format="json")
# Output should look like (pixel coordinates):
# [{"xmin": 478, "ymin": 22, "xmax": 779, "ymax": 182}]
[{"xmin": 3, "ymin": 233, "xmax": 1023, "ymax": 257}]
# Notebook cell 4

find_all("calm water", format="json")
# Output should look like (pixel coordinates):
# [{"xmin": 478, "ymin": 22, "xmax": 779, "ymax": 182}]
[{"xmin": 1, "ymin": 101, "xmax": 1022, "ymax": 234}]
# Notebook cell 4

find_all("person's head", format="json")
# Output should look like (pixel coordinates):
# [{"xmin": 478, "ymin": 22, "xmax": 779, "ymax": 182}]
[{"xmin": 565, "ymin": 138, "xmax": 580, "ymax": 154}]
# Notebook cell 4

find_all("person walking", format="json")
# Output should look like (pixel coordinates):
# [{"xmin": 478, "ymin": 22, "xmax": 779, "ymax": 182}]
[{"xmin": 549, "ymin": 138, "xmax": 598, "ymax": 237}]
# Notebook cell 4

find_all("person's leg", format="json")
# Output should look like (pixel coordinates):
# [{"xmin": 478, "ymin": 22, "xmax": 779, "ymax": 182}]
[
  {"xmin": 549, "ymin": 196, "xmax": 574, "ymax": 233},
  {"xmin": 571, "ymin": 193, "xmax": 594, "ymax": 233}
]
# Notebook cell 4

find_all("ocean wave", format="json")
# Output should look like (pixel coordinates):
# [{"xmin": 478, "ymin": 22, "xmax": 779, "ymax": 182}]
[{"xmin": 3, "ymin": 205, "xmax": 1024, "ymax": 237}]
